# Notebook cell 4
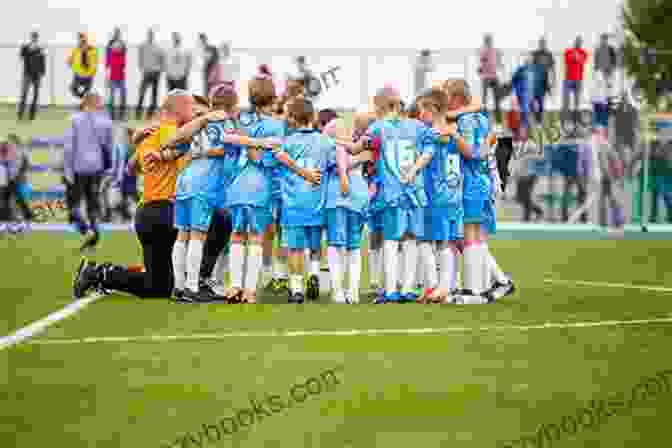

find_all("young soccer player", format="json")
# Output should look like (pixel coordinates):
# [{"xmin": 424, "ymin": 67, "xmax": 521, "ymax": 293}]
[
  {"xmin": 323, "ymin": 117, "xmax": 372, "ymax": 303},
  {"xmin": 444, "ymin": 80, "xmax": 494, "ymax": 300},
  {"xmin": 170, "ymin": 83, "xmax": 242, "ymax": 302},
  {"xmin": 273, "ymin": 97, "xmax": 329, "ymax": 303},
  {"xmin": 367, "ymin": 85, "xmax": 429, "ymax": 303},
  {"xmin": 223, "ymin": 69, "xmax": 287, "ymax": 304}
]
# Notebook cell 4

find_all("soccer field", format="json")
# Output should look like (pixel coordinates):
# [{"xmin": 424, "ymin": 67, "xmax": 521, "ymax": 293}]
[{"xmin": 2, "ymin": 230, "xmax": 672, "ymax": 448}]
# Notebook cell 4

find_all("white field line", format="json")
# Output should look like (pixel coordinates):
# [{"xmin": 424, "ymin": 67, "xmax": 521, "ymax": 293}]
[
  {"xmin": 0, "ymin": 292, "xmax": 104, "ymax": 351},
  {"xmin": 544, "ymin": 279, "xmax": 672, "ymax": 293},
  {"xmin": 26, "ymin": 316, "xmax": 672, "ymax": 346}
]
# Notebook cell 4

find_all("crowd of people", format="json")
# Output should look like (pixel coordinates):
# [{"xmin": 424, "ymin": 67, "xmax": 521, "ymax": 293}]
[{"xmin": 66, "ymin": 66, "xmax": 516, "ymax": 306}]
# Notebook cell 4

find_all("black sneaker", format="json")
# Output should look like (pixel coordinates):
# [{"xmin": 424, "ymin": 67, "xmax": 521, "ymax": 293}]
[
  {"xmin": 199, "ymin": 278, "xmax": 226, "ymax": 301},
  {"xmin": 79, "ymin": 229, "xmax": 100, "ymax": 253},
  {"xmin": 288, "ymin": 292, "xmax": 305, "ymax": 304},
  {"xmin": 489, "ymin": 279, "xmax": 515, "ymax": 301},
  {"xmin": 306, "ymin": 274, "xmax": 320, "ymax": 301},
  {"xmin": 73, "ymin": 259, "xmax": 102, "ymax": 299},
  {"xmin": 171, "ymin": 289, "xmax": 186, "ymax": 302},
  {"xmin": 182, "ymin": 288, "xmax": 214, "ymax": 303}
]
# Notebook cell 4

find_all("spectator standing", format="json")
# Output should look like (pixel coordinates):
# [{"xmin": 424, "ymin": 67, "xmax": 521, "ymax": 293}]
[
  {"xmin": 531, "ymin": 37, "xmax": 556, "ymax": 123},
  {"xmin": 165, "ymin": 32, "xmax": 192, "ymax": 91},
  {"xmin": 198, "ymin": 33, "xmax": 219, "ymax": 96},
  {"xmin": 593, "ymin": 33, "xmax": 618, "ymax": 89},
  {"xmin": 106, "ymin": 27, "xmax": 127, "ymax": 121},
  {"xmin": 413, "ymin": 49, "xmax": 435, "ymax": 96},
  {"xmin": 63, "ymin": 91, "xmax": 114, "ymax": 251},
  {"xmin": 67, "ymin": 32, "xmax": 98, "ymax": 99},
  {"xmin": 478, "ymin": 34, "xmax": 503, "ymax": 124},
  {"xmin": 18, "ymin": 31, "xmax": 46, "ymax": 121},
  {"xmin": 562, "ymin": 36, "xmax": 588, "ymax": 119},
  {"xmin": 136, "ymin": 29, "xmax": 165, "ymax": 120}
]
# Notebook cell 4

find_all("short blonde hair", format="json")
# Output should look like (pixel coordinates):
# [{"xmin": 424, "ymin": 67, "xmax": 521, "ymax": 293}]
[{"xmin": 443, "ymin": 79, "xmax": 472, "ymax": 104}]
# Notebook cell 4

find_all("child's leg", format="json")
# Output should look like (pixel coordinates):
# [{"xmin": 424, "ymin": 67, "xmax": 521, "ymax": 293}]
[
  {"xmin": 243, "ymin": 232, "xmax": 263, "ymax": 303},
  {"xmin": 185, "ymin": 230, "xmax": 208, "ymax": 293},
  {"xmin": 463, "ymin": 223, "xmax": 485, "ymax": 294},
  {"xmin": 326, "ymin": 209, "xmax": 346, "ymax": 301},
  {"xmin": 382, "ymin": 207, "xmax": 402, "ymax": 300},
  {"xmin": 172, "ymin": 230, "xmax": 189, "ymax": 292},
  {"xmin": 346, "ymin": 211, "xmax": 364, "ymax": 304},
  {"xmin": 227, "ymin": 232, "xmax": 246, "ymax": 296},
  {"xmin": 262, "ymin": 223, "xmax": 275, "ymax": 279},
  {"xmin": 288, "ymin": 247, "xmax": 304, "ymax": 296},
  {"xmin": 419, "ymin": 240, "xmax": 438, "ymax": 291}
]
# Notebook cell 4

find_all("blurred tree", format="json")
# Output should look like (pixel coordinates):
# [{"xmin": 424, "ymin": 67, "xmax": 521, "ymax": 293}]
[{"xmin": 622, "ymin": 0, "xmax": 672, "ymax": 111}]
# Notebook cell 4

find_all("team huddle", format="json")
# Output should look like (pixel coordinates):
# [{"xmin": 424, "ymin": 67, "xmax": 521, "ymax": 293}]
[{"xmin": 74, "ymin": 65, "xmax": 515, "ymax": 304}]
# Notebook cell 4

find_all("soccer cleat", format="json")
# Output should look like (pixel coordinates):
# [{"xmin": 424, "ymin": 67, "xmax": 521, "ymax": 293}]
[
  {"xmin": 73, "ymin": 259, "xmax": 102, "ymax": 299},
  {"xmin": 182, "ymin": 288, "xmax": 214, "ymax": 303},
  {"xmin": 199, "ymin": 278, "xmax": 227, "ymax": 301},
  {"xmin": 288, "ymin": 292, "xmax": 305, "ymax": 304},
  {"xmin": 306, "ymin": 274, "xmax": 320, "ymax": 301},
  {"xmin": 384, "ymin": 292, "xmax": 402, "ymax": 303},
  {"xmin": 400, "ymin": 291, "xmax": 419, "ymax": 303},
  {"xmin": 171, "ymin": 289, "xmax": 186, "ymax": 302},
  {"xmin": 79, "ymin": 229, "xmax": 100, "ymax": 253}
]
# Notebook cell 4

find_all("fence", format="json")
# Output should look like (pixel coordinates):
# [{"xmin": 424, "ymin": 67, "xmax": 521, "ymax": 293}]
[{"xmin": 2, "ymin": 44, "xmax": 629, "ymax": 110}]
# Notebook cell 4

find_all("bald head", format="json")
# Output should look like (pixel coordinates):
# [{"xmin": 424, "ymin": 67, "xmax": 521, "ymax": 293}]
[{"xmin": 161, "ymin": 90, "xmax": 194, "ymax": 124}]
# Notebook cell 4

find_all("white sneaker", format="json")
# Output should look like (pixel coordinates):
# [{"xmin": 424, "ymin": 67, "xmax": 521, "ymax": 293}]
[{"xmin": 333, "ymin": 290, "xmax": 348, "ymax": 304}]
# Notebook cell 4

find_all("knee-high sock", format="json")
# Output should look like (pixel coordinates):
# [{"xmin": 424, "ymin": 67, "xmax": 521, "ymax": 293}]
[
  {"xmin": 463, "ymin": 240, "xmax": 482, "ymax": 294},
  {"xmin": 438, "ymin": 244, "xmax": 456, "ymax": 291},
  {"xmin": 348, "ymin": 248, "xmax": 362, "ymax": 302},
  {"xmin": 368, "ymin": 248, "xmax": 380, "ymax": 288},
  {"xmin": 171, "ymin": 240, "xmax": 188, "ymax": 291},
  {"xmin": 401, "ymin": 239, "xmax": 418, "ymax": 292},
  {"xmin": 419, "ymin": 242, "xmax": 438, "ymax": 289},
  {"xmin": 327, "ymin": 246, "xmax": 344, "ymax": 293},
  {"xmin": 274, "ymin": 249, "xmax": 288, "ymax": 279},
  {"xmin": 308, "ymin": 250, "xmax": 320, "ymax": 277},
  {"xmin": 185, "ymin": 239, "xmax": 205, "ymax": 292},
  {"xmin": 230, "ymin": 242, "xmax": 245, "ymax": 289},
  {"xmin": 244, "ymin": 243, "xmax": 263, "ymax": 291},
  {"xmin": 383, "ymin": 240, "xmax": 400, "ymax": 294},
  {"xmin": 211, "ymin": 251, "xmax": 229, "ymax": 284}
]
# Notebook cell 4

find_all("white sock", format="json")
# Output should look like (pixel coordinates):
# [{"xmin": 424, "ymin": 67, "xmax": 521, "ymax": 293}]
[
  {"xmin": 171, "ymin": 240, "xmax": 188, "ymax": 291},
  {"xmin": 397, "ymin": 244, "xmax": 404, "ymax": 287},
  {"xmin": 383, "ymin": 240, "xmax": 400, "ymax": 295},
  {"xmin": 244, "ymin": 244, "xmax": 263, "ymax": 291},
  {"xmin": 230, "ymin": 242, "xmax": 245, "ymax": 289},
  {"xmin": 463, "ymin": 241, "xmax": 480, "ymax": 294},
  {"xmin": 348, "ymin": 249, "xmax": 362, "ymax": 303},
  {"xmin": 484, "ymin": 244, "xmax": 508, "ymax": 284},
  {"xmin": 419, "ymin": 242, "xmax": 438, "ymax": 289},
  {"xmin": 438, "ymin": 245, "xmax": 455, "ymax": 291},
  {"xmin": 327, "ymin": 246, "xmax": 344, "ymax": 293},
  {"xmin": 290, "ymin": 274, "xmax": 303, "ymax": 294},
  {"xmin": 479, "ymin": 243, "xmax": 490, "ymax": 293},
  {"xmin": 368, "ymin": 248, "xmax": 379, "ymax": 288},
  {"xmin": 185, "ymin": 239, "xmax": 205, "ymax": 292},
  {"xmin": 211, "ymin": 252, "xmax": 229, "ymax": 285},
  {"xmin": 309, "ymin": 251, "xmax": 320, "ymax": 277},
  {"xmin": 401, "ymin": 239, "xmax": 418, "ymax": 292},
  {"xmin": 274, "ymin": 254, "xmax": 288, "ymax": 279}
]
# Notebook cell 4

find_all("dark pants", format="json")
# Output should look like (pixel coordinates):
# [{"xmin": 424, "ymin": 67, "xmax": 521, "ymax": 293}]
[
  {"xmin": 108, "ymin": 79, "xmax": 127, "ymax": 121},
  {"xmin": 167, "ymin": 77, "xmax": 188, "ymax": 92},
  {"xmin": 516, "ymin": 175, "xmax": 543, "ymax": 221},
  {"xmin": 18, "ymin": 76, "xmax": 41, "ymax": 120},
  {"xmin": 481, "ymin": 78, "xmax": 502, "ymax": 123},
  {"xmin": 103, "ymin": 201, "xmax": 177, "ymax": 298},
  {"xmin": 136, "ymin": 71, "xmax": 161, "ymax": 119},
  {"xmin": 70, "ymin": 75, "xmax": 93, "ymax": 99},
  {"xmin": 70, "ymin": 173, "xmax": 102, "ymax": 233},
  {"xmin": 562, "ymin": 175, "xmax": 588, "ymax": 223},
  {"xmin": 531, "ymin": 94, "xmax": 546, "ymax": 123},
  {"xmin": 199, "ymin": 209, "xmax": 233, "ymax": 280}
]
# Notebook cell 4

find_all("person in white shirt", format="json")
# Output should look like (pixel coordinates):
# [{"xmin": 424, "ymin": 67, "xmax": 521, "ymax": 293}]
[{"xmin": 165, "ymin": 32, "xmax": 192, "ymax": 91}]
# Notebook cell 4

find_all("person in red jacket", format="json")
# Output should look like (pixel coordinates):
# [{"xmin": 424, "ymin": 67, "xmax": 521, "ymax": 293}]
[
  {"xmin": 562, "ymin": 36, "xmax": 588, "ymax": 120},
  {"xmin": 106, "ymin": 27, "xmax": 127, "ymax": 121}
]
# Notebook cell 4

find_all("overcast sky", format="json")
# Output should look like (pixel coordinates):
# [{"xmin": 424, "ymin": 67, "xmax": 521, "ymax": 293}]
[{"xmin": 7, "ymin": 0, "xmax": 623, "ymax": 50}]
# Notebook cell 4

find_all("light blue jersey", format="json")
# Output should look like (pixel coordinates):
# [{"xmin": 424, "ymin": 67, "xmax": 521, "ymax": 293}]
[
  {"xmin": 367, "ymin": 118, "xmax": 429, "ymax": 209},
  {"xmin": 225, "ymin": 112, "xmax": 286, "ymax": 210},
  {"xmin": 324, "ymin": 143, "xmax": 368, "ymax": 214},
  {"xmin": 422, "ymin": 131, "xmax": 463, "ymax": 219},
  {"xmin": 175, "ymin": 119, "xmax": 240, "ymax": 209},
  {"xmin": 277, "ymin": 128, "xmax": 330, "ymax": 227},
  {"xmin": 456, "ymin": 111, "xmax": 491, "ymax": 203}
]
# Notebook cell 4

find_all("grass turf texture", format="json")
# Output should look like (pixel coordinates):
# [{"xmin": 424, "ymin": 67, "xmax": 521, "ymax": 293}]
[{"xmin": 2, "ymin": 232, "xmax": 672, "ymax": 448}]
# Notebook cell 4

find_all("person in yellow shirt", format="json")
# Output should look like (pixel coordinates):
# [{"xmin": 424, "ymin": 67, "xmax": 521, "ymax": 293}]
[
  {"xmin": 72, "ymin": 90, "xmax": 195, "ymax": 300},
  {"xmin": 67, "ymin": 32, "xmax": 98, "ymax": 99}
]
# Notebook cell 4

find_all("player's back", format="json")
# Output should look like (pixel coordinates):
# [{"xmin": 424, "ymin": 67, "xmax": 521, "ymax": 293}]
[
  {"xmin": 280, "ymin": 128, "xmax": 330, "ymax": 226},
  {"xmin": 426, "ymin": 132, "xmax": 463, "ymax": 217},
  {"xmin": 457, "ymin": 111, "xmax": 491, "ymax": 201}
]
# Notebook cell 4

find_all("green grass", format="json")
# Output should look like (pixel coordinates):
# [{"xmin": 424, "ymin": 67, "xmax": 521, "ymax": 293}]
[{"xmin": 2, "ymin": 233, "xmax": 672, "ymax": 448}]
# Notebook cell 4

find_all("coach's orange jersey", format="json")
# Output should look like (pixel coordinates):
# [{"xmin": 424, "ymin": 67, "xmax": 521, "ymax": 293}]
[{"xmin": 136, "ymin": 121, "xmax": 187, "ymax": 204}]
